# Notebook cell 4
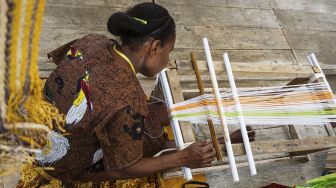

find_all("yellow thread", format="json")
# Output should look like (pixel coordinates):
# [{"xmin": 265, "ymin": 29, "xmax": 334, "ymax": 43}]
[
  {"xmin": 19, "ymin": 0, "xmax": 34, "ymax": 92},
  {"xmin": 113, "ymin": 45, "xmax": 137, "ymax": 75},
  {"xmin": 0, "ymin": 0, "xmax": 8, "ymax": 121},
  {"xmin": 18, "ymin": 135, "xmax": 42, "ymax": 148},
  {"xmin": 8, "ymin": 0, "xmax": 22, "ymax": 95},
  {"xmin": 2, "ymin": 0, "xmax": 69, "ymax": 180}
]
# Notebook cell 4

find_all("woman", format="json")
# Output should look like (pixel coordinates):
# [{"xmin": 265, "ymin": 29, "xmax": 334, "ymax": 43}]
[{"xmin": 39, "ymin": 2, "xmax": 255, "ymax": 183}]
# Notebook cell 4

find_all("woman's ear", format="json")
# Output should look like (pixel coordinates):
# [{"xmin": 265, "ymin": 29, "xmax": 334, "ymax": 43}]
[{"xmin": 149, "ymin": 39, "xmax": 162, "ymax": 56}]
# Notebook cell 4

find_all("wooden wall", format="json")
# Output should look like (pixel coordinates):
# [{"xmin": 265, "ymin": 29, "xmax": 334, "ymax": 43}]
[{"xmin": 40, "ymin": 0, "xmax": 336, "ymax": 93}]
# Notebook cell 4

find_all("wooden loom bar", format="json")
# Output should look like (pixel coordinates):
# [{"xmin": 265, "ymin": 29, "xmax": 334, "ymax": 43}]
[
  {"xmin": 164, "ymin": 137, "xmax": 336, "ymax": 178},
  {"xmin": 190, "ymin": 52, "xmax": 222, "ymax": 160},
  {"xmin": 162, "ymin": 54, "xmax": 336, "ymax": 180},
  {"xmin": 176, "ymin": 60, "xmax": 315, "ymax": 76},
  {"xmin": 221, "ymin": 137, "xmax": 336, "ymax": 156}
]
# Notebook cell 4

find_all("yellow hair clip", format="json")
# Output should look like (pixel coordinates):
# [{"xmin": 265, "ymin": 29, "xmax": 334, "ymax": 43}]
[{"xmin": 132, "ymin": 17, "xmax": 148, "ymax": 25}]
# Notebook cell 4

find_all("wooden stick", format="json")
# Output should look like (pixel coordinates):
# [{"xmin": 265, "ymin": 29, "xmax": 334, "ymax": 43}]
[{"xmin": 190, "ymin": 52, "xmax": 222, "ymax": 160}]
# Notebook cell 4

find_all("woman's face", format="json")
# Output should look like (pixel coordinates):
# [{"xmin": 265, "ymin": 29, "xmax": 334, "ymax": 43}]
[{"xmin": 139, "ymin": 35, "xmax": 176, "ymax": 77}]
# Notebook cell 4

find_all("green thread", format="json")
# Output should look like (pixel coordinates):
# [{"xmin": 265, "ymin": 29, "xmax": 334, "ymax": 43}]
[
  {"xmin": 171, "ymin": 108, "xmax": 336, "ymax": 119},
  {"xmin": 132, "ymin": 17, "xmax": 147, "ymax": 24}
]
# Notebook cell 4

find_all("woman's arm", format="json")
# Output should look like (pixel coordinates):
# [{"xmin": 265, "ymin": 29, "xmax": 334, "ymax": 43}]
[{"xmin": 82, "ymin": 140, "xmax": 215, "ymax": 181}]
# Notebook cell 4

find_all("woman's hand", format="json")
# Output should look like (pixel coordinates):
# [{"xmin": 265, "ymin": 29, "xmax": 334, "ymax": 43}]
[{"xmin": 178, "ymin": 140, "xmax": 216, "ymax": 168}]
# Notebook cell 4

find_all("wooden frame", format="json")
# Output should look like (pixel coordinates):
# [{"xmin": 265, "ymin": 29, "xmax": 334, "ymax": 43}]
[{"xmin": 153, "ymin": 54, "xmax": 336, "ymax": 178}]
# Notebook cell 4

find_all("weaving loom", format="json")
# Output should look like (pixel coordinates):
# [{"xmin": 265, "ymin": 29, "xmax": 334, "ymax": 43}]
[{"xmin": 157, "ymin": 38, "xmax": 336, "ymax": 181}]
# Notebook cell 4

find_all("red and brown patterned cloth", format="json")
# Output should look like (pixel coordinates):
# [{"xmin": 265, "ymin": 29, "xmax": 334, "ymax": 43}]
[{"xmin": 43, "ymin": 34, "xmax": 167, "ymax": 181}]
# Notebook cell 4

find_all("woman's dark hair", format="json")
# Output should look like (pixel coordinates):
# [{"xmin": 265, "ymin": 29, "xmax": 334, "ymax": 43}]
[{"xmin": 107, "ymin": 3, "xmax": 175, "ymax": 50}]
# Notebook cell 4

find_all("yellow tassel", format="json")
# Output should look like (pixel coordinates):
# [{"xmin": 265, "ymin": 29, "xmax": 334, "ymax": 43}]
[
  {"xmin": 3, "ymin": 0, "xmax": 66, "ymax": 180},
  {"xmin": 8, "ymin": 0, "xmax": 21, "ymax": 94},
  {"xmin": 19, "ymin": 0, "xmax": 34, "ymax": 92}
]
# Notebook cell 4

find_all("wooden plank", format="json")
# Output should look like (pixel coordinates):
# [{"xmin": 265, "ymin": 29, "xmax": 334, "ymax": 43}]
[
  {"xmin": 271, "ymin": 0, "xmax": 336, "ymax": 13},
  {"xmin": 283, "ymin": 123, "xmax": 331, "ymax": 155},
  {"xmin": 166, "ymin": 69, "xmax": 195, "ymax": 143},
  {"xmin": 39, "ymin": 28, "xmax": 109, "ymax": 59},
  {"xmin": 246, "ymin": 126, "xmax": 289, "ymax": 164},
  {"xmin": 227, "ymin": 0, "xmax": 272, "ymax": 9},
  {"xmin": 176, "ymin": 60, "xmax": 314, "ymax": 76},
  {"xmin": 274, "ymin": 9, "xmax": 336, "ymax": 31},
  {"xmin": 294, "ymin": 50, "xmax": 336, "ymax": 69},
  {"xmin": 42, "ymin": 5, "xmax": 116, "ymax": 30},
  {"xmin": 175, "ymin": 26, "xmax": 290, "ymax": 50},
  {"xmin": 163, "ymin": 157, "xmax": 292, "ymax": 178},
  {"xmin": 294, "ymin": 49, "xmax": 336, "ymax": 67},
  {"xmin": 254, "ymin": 126, "xmax": 291, "ymax": 142},
  {"xmin": 291, "ymin": 125, "xmax": 329, "ymax": 138},
  {"xmin": 325, "ymin": 148, "xmax": 336, "ymax": 170},
  {"xmin": 283, "ymin": 29, "xmax": 336, "ymax": 51},
  {"xmin": 288, "ymin": 124, "xmax": 310, "ymax": 158},
  {"xmin": 223, "ymin": 136, "xmax": 336, "ymax": 156},
  {"xmin": 181, "ymin": 80, "xmax": 290, "ymax": 90},
  {"xmin": 261, "ymin": 29, "xmax": 336, "ymax": 67},
  {"xmin": 157, "ymin": 0, "xmax": 273, "ymax": 9},
  {"xmin": 158, "ymin": 0, "xmax": 336, "ymax": 12},
  {"xmin": 179, "ymin": 74, "xmax": 302, "ymax": 83},
  {"xmin": 158, "ymin": 3, "xmax": 280, "ymax": 28},
  {"xmin": 38, "ymin": 59, "xmax": 56, "ymax": 71},
  {"xmin": 46, "ymin": 0, "xmax": 151, "ymax": 8},
  {"xmin": 171, "ymin": 49, "xmax": 297, "ymax": 64},
  {"xmin": 156, "ymin": 0, "xmax": 229, "ymax": 7}
]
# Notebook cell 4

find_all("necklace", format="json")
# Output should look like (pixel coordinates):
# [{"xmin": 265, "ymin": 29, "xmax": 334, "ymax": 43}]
[{"xmin": 113, "ymin": 45, "xmax": 136, "ymax": 75}]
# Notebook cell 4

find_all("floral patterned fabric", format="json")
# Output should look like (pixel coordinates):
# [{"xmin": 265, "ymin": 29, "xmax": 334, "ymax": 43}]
[{"xmin": 42, "ymin": 34, "xmax": 166, "ymax": 181}]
